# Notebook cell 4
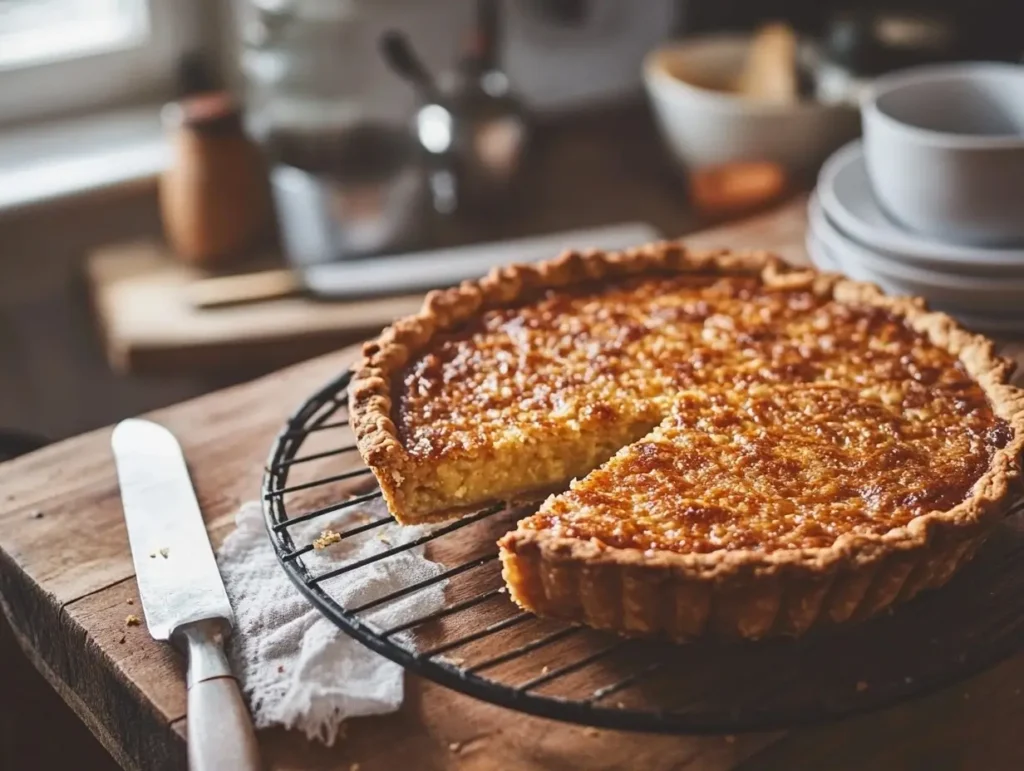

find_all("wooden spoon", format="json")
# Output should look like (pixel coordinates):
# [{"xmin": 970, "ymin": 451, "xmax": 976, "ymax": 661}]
[{"xmin": 734, "ymin": 22, "xmax": 799, "ymax": 104}]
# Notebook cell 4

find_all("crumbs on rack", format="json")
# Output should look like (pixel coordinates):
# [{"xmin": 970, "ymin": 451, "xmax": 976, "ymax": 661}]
[{"xmin": 313, "ymin": 530, "xmax": 342, "ymax": 550}]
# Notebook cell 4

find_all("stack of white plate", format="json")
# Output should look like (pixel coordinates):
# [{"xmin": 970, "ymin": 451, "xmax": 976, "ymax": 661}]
[{"xmin": 808, "ymin": 141, "xmax": 1024, "ymax": 334}]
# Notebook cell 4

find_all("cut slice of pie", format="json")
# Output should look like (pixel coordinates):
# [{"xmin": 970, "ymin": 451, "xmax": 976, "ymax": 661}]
[{"xmin": 350, "ymin": 245, "xmax": 1024, "ymax": 639}]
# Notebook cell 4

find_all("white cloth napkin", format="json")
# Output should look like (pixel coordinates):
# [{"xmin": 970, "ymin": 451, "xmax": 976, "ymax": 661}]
[{"xmin": 216, "ymin": 499, "xmax": 445, "ymax": 745}]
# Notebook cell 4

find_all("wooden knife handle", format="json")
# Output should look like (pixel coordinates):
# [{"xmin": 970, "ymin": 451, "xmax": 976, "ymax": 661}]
[
  {"xmin": 185, "ymin": 269, "xmax": 301, "ymax": 309},
  {"xmin": 180, "ymin": 619, "xmax": 262, "ymax": 771},
  {"xmin": 188, "ymin": 676, "xmax": 262, "ymax": 771}
]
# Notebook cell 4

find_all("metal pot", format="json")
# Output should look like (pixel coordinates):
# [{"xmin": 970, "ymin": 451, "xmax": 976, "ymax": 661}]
[{"xmin": 266, "ymin": 122, "xmax": 427, "ymax": 264}]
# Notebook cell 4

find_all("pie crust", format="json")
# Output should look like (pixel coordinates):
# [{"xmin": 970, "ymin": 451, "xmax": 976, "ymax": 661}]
[{"xmin": 350, "ymin": 244, "xmax": 1024, "ymax": 640}]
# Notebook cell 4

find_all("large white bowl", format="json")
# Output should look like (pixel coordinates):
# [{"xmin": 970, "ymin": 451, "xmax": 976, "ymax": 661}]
[
  {"xmin": 862, "ymin": 62, "xmax": 1024, "ymax": 246},
  {"xmin": 643, "ymin": 35, "xmax": 860, "ymax": 180}
]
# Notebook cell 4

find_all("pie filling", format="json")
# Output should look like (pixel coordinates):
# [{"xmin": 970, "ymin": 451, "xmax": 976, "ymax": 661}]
[
  {"xmin": 520, "ymin": 385, "xmax": 1009, "ymax": 555},
  {"xmin": 391, "ymin": 274, "xmax": 1007, "ymax": 549}
]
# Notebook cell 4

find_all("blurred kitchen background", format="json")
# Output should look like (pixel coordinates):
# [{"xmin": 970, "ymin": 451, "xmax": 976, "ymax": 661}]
[{"xmin": 0, "ymin": 0, "xmax": 1022, "ymax": 457}]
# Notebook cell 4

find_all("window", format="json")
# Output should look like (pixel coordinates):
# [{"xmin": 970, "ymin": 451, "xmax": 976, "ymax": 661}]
[
  {"xmin": 0, "ymin": 0, "xmax": 205, "ymax": 126},
  {"xmin": 0, "ymin": 0, "xmax": 150, "ymax": 70}
]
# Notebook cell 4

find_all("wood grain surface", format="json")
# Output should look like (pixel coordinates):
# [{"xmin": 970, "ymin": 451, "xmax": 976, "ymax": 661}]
[{"xmin": 3, "ymin": 198, "xmax": 1024, "ymax": 771}]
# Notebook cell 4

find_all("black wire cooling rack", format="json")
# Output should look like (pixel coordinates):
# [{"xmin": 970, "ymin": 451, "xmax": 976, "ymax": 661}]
[{"xmin": 262, "ymin": 368, "xmax": 1024, "ymax": 735}]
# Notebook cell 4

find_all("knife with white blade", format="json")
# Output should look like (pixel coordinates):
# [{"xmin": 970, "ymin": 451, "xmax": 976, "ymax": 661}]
[{"xmin": 112, "ymin": 419, "xmax": 261, "ymax": 771}]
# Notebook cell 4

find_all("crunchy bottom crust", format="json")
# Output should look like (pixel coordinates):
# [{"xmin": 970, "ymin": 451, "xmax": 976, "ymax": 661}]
[{"xmin": 498, "ymin": 522, "xmax": 994, "ymax": 641}]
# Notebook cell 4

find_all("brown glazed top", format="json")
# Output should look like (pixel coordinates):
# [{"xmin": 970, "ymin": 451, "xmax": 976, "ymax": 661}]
[
  {"xmin": 393, "ymin": 274, "xmax": 1007, "ymax": 552},
  {"xmin": 523, "ymin": 385, "xmax": 1009, "ymax": 553}
]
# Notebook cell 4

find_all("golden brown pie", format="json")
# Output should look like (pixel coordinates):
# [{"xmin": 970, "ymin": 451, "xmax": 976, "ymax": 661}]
[{"xmin": 350, "ymin": 245, "xmax": 1024, "ymax": 639}]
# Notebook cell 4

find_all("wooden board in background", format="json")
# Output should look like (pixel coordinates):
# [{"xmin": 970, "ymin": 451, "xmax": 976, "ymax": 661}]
[
  {"xmin": 85, "ymin": 198, "xmax": 810, "ymax": 377},
  {"xmin": 86, "ymin": 243, "xmax": 426, "ymax": 375}
]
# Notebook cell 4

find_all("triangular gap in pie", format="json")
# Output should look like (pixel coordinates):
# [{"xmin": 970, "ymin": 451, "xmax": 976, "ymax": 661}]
[{"xmin": 350, "ymin": 245, "xmax": 1024, "ymax": 639}]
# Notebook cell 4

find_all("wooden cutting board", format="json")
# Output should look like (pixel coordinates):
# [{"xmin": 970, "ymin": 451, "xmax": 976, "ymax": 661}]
[
  {"xmin": 85, "ymin": 199, "xmax": 811, "ymax": 376},
  {"xmin": 4, "ymin": 199, "xmax": 1024, "ymax": 771},
  {"xmin": 85, "ymin": 245, "xmax": 428, "ymax": 375}
]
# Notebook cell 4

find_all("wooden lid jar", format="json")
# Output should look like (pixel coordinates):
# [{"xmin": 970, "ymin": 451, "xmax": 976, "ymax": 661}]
[{"xmin": 159, "ymin": 92, "xmax": 272, "ymax": 266}]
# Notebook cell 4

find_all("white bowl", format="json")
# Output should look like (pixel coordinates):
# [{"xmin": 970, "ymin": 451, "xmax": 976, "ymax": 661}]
[
  {"xmin": 643, "ymin": 35, "xmax": 859, "ymax": 179},
  {"xmin": 862, "ymin": 62, "xmax": 1024, "ymax": 246}
]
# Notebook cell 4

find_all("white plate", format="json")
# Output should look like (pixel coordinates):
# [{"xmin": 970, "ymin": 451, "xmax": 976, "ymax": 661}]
[
  {"xmin": 806, "ymin": 218, "xmax": 1024, "ymax": 335},
  {"xmin": 807, "ymin": 226, "xmax": 1024, "ymax": 334},
  {"xmin": 805, "ymin": 230, "xmax": 840, "ymax": 273},
  {"xmin": 809, "ymin": 194, "xmax": 1024, "ymax": 316},
  {"xmin": 817, "ymin": 141, "xmax": 1024, "ymax": 274}
]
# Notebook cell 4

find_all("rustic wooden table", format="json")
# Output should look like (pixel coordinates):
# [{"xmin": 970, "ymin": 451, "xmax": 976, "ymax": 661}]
[{"xmin": 3, "ymin": 200, "xmax": 1024, "ymax": 771}]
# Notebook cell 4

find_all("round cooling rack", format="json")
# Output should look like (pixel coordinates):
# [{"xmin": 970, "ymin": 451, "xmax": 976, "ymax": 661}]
[{"xmin": 262, "ymin": 368, "xmax": 1024, "ymax": 735}]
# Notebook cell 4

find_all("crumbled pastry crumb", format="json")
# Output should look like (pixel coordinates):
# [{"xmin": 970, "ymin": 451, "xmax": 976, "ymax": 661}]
[
  {"xmin": 724, "ymin": 735, "xmax": 736, "ymax": 744},
  {"xmin": 377, "ymin": 533, "xmax": 392, "ymax": 545},
  {"xmin": 277, "ymin": 665, "xmax": 285, "ymax": 674},
  {"xmin": 313, "ymin": 530, "xmax": 342, "ymax": 550},
  {"xmin": 126, "ymin": 598, "xmax": 134, "ymax": 605},
  {"xmin": 615, "ymin": 701, "xmax": 625, "ymax": 709},
  {"xmin": 448, "ymin": 742, "xmax": 462, "ymax": 753},
  {"xmin": 30, "ymin": 510, "xmax": 44, "ymax": 519},
  {"xmin": 149, "ymin": 552, "xmax": 157, "ymax": 559},
  {"xmin": 159, "ymin": 547, "xmax": 170, "ymax": 559},
  {"xmin": 118, "ymin": 634, "xmax": 127, "ymax": 644},
  {"xmin": 585, "ymin": 728, "xmax": 599, "ymax": 738},
  {"xmin": 855, "ymin": 681, "xmax": 868, "ymax": 692},
  {"xmin": 497, "ymin": 587, "xmax": 507, "ymax": 594},
  {"xmin": 125, "ymin": 615, "xmax": 141, "ymax": 627}
]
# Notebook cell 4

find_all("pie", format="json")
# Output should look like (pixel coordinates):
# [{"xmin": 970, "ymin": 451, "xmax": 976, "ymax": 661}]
[{"xmin": 350, "ymin": 245, "xmax": 1024, "ymax": 639}]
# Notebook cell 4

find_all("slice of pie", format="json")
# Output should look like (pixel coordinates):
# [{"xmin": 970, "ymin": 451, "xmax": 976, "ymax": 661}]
[{"xmin": 350, "ymin": 245, "xmax": 1024, "ymax": 639}]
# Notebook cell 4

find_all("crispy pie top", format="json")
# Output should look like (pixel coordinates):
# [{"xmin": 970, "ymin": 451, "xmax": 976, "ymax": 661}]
[
  {"xmin": 522, "ymin": 385, "xmax": 1010, "ymax": 554},
  {"xmin": 389, "ymin": 273, "xmax": 1011, "ymax": 553}
]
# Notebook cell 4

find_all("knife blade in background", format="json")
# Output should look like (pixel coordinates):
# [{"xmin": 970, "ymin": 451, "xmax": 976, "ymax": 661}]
[
  {"xmin": 300, "ymin": 221, "xmax": 662, "ymax": 300},
  {"xmin": 184, "ymin": 221, "xmax": 661, "ymax": 309},
  {"xmin": 112, "ymin": 419, "xmax": 261, "ymax": 771}
]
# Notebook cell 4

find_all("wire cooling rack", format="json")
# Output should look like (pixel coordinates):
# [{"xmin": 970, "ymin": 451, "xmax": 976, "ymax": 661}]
[{"xmin": 262, "ymin": 368, "xmax": 1024, "ymax": 734}]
